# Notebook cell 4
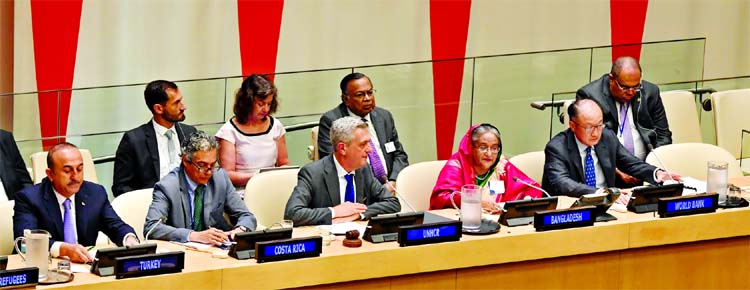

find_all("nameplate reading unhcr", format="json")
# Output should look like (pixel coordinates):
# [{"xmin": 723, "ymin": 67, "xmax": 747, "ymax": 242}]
[
  {"xmin": 114, "ymin": 251, "xmax": 184, "ymax": 279},
  {"xmin": 398, "ymin": 220, "xmax": 462, "ymax": 247},
  {"xmin": 255, "ymin": 236, "xmax": 322, "ymax": 263},
  {"xmin": 0, "ymin": 267, "xmax": 38, "ymax": 289},
  {"xmin": 658, "ymin": 193, "xmax": 718, "ymax": 218},
  {"xmin": 534, "ymin": 206, "xmax": 595, "ymax": 231}
]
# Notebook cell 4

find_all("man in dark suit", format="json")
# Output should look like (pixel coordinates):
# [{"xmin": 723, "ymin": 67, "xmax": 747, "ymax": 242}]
[
  {"xmin": 317, "ymin": 73, "xmax": 409, "ymax": 193},
  {"xmin": 286, "ymin": 117, "xmax": 400, "ymax": 226},
  {"xmin": 0, "ymin": 129, "xmax": 33, "ymax": 200},
  {"xmin": 112, "ymin": 80, "xmax": 197, "ymax": 197},
  {"xmin": 144, "ymin": 131, "xmax": 255, "ymax": 245},
  {"xmin": 14, "ymin": 143, "xmax": 138, "ymax": 263},
  {"xmin": 576, "ymin": 56, "xmax": 671, "ymax": 186},
  {"xmin": 542, "ymin": 99, "xmax": 681, "ymax": 198}
]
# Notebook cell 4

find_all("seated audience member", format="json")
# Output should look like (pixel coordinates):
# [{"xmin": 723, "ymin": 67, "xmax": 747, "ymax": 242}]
[
  {"xmin": 285, "ymin": 117, "xmax": 400, "ymax": 226},
  {"xmin": 542, "ymin": 99, "xmax": 681, "ymax": 199},
  {"xmin": 216, "ymin": 74, "xmax": 289, "ymax": 190},
  {"xmin": 0, "ymin": 129, "xmax": 33, "ymax": 201},
  {"xmin": 144, "ymin": 131, "xmax": 256, "ymax": 245},
  {"xmin": 430, "ymin": 124, "xmax": 543, "ymax": 213},
  {"xmin": 317, "ymin": 72, "xmax": 409, "ymax": 193},
  {"xmin": 112, "ymin": 80, "xmax": 197, "ymax": 197},
  {"xmin": 14, "ymin": 143, "xmax": 138, "ymax": 263}
]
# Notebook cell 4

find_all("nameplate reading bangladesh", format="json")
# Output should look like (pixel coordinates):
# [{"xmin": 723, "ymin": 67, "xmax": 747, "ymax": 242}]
[
  {"xmin": 658, "ymin": 193, "xmax": 718, "ymax": 218},
  {"xmin": 114, "ymin": 251, "xmax": 185, "ymax": 279},
  {"xmin": 0, "ymin": 267, "xmax": 38, "ymax": 289},
  {"xmin": 534, "ymin": 206, "xmax": 595, "ymax": 231},
  {"xmin": 255, "ymin": 236, "xmax": 322, "ymax": 263},
  {"xmin": 398, "ymin": 220, "xmax": 462, "ymax": 247}
]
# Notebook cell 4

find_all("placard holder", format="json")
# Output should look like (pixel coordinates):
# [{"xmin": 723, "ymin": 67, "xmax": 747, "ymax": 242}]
[
  {"xmin": 657, "ymin": 193, "xmax": 718, "ymax": 218},
  {"xmin": 534, "ymin": 206, "xmax": 595, "ymax": 231},
  {"xmin": 0, "ymin": 267, "xmax": 39, "ymax": 289},
  {"xmin": 397, "ymin": 220, "xmax": 462, "ymax": 247}
]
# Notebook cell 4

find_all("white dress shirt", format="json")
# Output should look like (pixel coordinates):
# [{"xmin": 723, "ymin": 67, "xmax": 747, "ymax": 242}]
[
  {"xmin": 152, "ymin": 120, "xmax": 182, "ymax": 179},
  {"xmin": 50, "ymin": 191, "xmax": 79, "ymax": 258},
  {"xmin": 575, "ymin": 139, "xmax": 606, "ymax": 189},
  {"xmin": 329, "ymin": 155, "xmax": 356, "ymax": 218},
  {"xmin": 615, "ymin": 102, "xmax": 646, "ymax": 160}
]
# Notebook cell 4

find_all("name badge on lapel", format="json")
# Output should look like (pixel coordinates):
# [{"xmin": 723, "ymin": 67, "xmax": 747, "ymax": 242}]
[{"xmin": 384, "ymin": 142, "xmax": 396, "ymax": 153}]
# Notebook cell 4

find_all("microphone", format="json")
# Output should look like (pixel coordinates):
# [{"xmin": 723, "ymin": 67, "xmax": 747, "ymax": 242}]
[
  {"xmin": 145, "ymin": 216, "xmax": 167, "ymax": 242},
  {"xmin": 512, "ymin": 177, "xmax": 551, "ymax": 197},
  {"xmin": 392, "ymin": 188, "xmax": 417, "ymax": 212},
  {"xmin": 647, "ymin": 144, "xmax": 675, "ymax": 183}
]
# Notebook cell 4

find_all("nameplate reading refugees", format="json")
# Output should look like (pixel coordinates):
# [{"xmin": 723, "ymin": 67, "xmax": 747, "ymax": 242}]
[
  {"xmin": 255, "ymin": 236, "xmax": 323, "ymax": 263},
  {"xmin": 658, "ymin": 193, "xmax": 718, "ymax": 218},
  {"xmin": 114, "ymin": 251, "xmax": 184, "ymax": 279},
  {"xmin": 0, "ymin": 268, "xmax": 38, "ymax": 289},
  {"xmin": 534, "ymin": 206, "xmax": 595, "ymax": 231},
  {"xmin": 398, "ymin": 220, "xmax": 462, "ymax": 247}
]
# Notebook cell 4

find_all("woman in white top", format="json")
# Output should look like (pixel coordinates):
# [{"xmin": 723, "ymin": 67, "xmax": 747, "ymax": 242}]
[{"xmin": 216, "ymin": 74, "xmax": 290, "ymax": 187}]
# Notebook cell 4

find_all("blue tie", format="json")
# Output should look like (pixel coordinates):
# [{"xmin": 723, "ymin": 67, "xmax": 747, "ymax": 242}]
[
  {"xmin": 584, "ymin": 147, "xmax": 597, "ymax": 187},
  {"xmin": 63, "ymin": 198, "xmax": 76, "ymax": 244},
  {"xmin": 344, "ymin": 174, "xmax": 355, "ymax": 203}
]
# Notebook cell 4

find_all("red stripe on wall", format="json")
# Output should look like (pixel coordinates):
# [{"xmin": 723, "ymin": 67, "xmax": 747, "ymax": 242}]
[
  {"xmin": 610, "ymin": 0, "xmax": 649, "ymax": 61},
  {"xmin": 237, "ymin": 0, "xmax": 284, "ymax": 81},
  {"xmin": 430, "ymin": 0, "xmax": 471, "ymax": 160},
  {"xmin": 30, "ymin": 0, "xmax": 83, "ymax": 149}
]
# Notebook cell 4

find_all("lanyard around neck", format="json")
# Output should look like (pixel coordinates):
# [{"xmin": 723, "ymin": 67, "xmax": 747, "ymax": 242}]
[{"xmin": 618, "ymin": 102, "xmax": 630, "ymax": 136}]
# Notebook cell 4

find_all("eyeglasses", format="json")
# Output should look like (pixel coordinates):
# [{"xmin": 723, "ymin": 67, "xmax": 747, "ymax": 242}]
[
  {"xmin": 572, "ymin": 121, "xmax": 605, "ymax": 134},
  {"xmin": 476, "ymin": 146, "xmax": 501, "ymax": 154},
  {"xmin": 348, "ymin": 89, "xmax": 377, "ymax": 100},
  {"xmin": 190, "ymin": 160, "xmax": 219, "ymax": 173},
  {"xmin": 612, "ymin": 78, "xmax": 642, "ymax": 92}
]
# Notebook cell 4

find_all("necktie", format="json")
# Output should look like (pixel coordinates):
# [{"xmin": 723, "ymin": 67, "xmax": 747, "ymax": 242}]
[
  {"xmin": 584, "ymin": 147, "xmax": 597, "ymax": 187},
  {"xmin": 344, "ymin": 174, "xmax": 355, "ymax": 203},
  {"xmin": 63, "ymin": 198, "xmax": 76, "ymax": 244},
  {"xmin": 193, "ymin": 185, "xmax": 205, "ymax": 231},
  {"xmin": 165, "ymin": 130, "xmax": 178, "ymax": 167},
  {"xmin": 360, "ymin": 118, "xmax": 388, "ymax": 184},
  {"xmin": 619, "ymin": 103, "xmax": 635, "ymax": 154}
]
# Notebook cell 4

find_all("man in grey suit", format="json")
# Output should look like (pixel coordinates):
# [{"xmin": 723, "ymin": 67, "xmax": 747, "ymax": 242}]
[
  {"xmin": 542, "ymin": 99, "xmax": 681, "ymax": 199},
  {"xmin": 144, "ymin": 131, "xmax": 256, "ymax": 245},
  {"xmin": 286, "ymin": 117, "xmax": 401, "ymax": 226},
  {"xmin": 317, "ymin": 72, "xmax": 409, "ymax": 193}
]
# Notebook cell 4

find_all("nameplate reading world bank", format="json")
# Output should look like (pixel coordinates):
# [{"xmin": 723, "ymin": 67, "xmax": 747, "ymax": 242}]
[
  {"xmin": 0, "ymin": 267, "xmax": 38, "ymax": 289},
  {"xmin": 534, "ymin": 206, "xmax": 595, "ymax": 231},
  {"xmin": 397, "ymin": 220, "xmax": 462, "ymax": 247},
  {"xmin": 255, "ymin": 236, "xmax": 323, "ymax": 263},
  {"xmin": 114, "ymin": 251, "xmax": 185, "ymax": 279},
  {"xmin": 658, "ymin": 193, "xmax": 718, "ymax": 218}
]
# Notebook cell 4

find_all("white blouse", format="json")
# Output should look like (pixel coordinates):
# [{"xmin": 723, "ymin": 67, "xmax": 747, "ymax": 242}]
[{"xmin": 215, "ymin": 117, "xmax": 286, "ymax": 174}]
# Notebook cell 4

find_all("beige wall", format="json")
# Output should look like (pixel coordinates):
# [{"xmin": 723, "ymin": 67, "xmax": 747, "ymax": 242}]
[{"xmin": 0, "ymin": 0, "xmax": 12, "ymax": 130}]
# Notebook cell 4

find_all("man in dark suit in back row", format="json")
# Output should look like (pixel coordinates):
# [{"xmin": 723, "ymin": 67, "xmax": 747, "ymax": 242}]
[
  {"xmin": 286, "ymin": 117, "xmax": 400, "ymax": 226},
  {"xmin": 14, "ymin": 143, "xmax": 138, "ymax": 263},
  {"xmin": 317, "ymin": 73, "xmax": 409, "ymax": 193},
  {"xmin": 0, "ymin": 129, "xmax": 33, "ymax": 201},
  {"xmin": 542, "ymin": 99, "xmax": 681, "ymax": 199},
  {"xmin": 112, "ymin": 80, "xmax": 197, "ymax": 197}
]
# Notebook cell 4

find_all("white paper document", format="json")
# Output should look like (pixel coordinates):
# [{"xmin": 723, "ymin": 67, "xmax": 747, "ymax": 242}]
[
  {"xmin": 318, "ymin": 222, "xmax": 366, "ymax": 235},
  {"xmin": 681, "ymin": 176, "xmax": 707, "ymax": 195}
]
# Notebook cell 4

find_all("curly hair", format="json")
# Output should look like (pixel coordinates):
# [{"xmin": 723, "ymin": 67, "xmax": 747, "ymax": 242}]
[{"xmin": 233, "ymin": 74, "xmax": 278, "ymax": 124}]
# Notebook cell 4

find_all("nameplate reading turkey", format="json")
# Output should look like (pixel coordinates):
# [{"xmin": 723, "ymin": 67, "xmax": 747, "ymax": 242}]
[
  {"xmin": 658, "ymin": 193, "xmax": 718, "ymax": 218},
  {"xmin": 114, "ymin": 251, "xmax": 184, "ymax": 279},
  {"xmin": 255, "ymin": 236, "xmax": 322, "ymax": 263},
  {"xmin": 0, "ymin": 267, "xmax": 38, "ymax": 289},
  {"xmin": 398, "ymin": 220, "xmax": 462, "ymax": 247},
  {"xmin": 534, "ymin": 206, "xmax": 595, "ymax": 231}
]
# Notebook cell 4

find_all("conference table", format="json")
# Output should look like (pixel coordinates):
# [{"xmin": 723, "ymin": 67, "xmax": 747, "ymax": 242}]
[{"xmin": 6, "ymin": 177, "xmax": 750, "ymax": 289}]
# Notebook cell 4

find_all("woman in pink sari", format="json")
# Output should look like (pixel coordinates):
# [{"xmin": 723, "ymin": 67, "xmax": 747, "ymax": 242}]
[{"xmin": 430, "ymin": 124, "xmax": 543, "ymax": 213}]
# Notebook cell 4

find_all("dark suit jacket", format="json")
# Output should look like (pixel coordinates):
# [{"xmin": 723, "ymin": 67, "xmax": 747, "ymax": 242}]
[
  {"xmin": 284, "ymin": 155, "xmax": 401, "ymax": 226},
  {"xmin": 13, "ymin": 178, "xmax": 136, "ymax": 248},
  {"xmin": 144, "ymin": 166, "xmax": 256, "ymax": 242},
  {"xmin": 112, "ymin": 121, "xmax": 196, "ymax": 196},
  {"xmin": 542, "ymin": 129, "xmax": 658, "ymax": 197},
  {"xmin": 576, "ymin": 74, "xmax": 672, "ymax": 150},
  {"xmin": 0, "ymin": 130, "xmax": 32, "ymax": 199},
  {"xmin": 317, "ymin": 103, "xmax": 409, "ymax": 181}
]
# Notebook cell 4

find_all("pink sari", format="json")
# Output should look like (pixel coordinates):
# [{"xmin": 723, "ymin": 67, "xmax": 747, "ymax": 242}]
[{"xmin": 429, "ymin": 125, "xmax": 543, "ymax": 209}]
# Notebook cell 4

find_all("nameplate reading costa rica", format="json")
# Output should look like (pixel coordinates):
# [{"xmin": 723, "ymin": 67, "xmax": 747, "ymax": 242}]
[
  {"xmin": 255, "ymin": 236, "xmax": 323, "ymax": 263},
  {"xmin": 658, "ymin": 193, "xmax": 718, "ymax": 218},
  {"xmin": 534, "ymin": 206, "xmax": 595, "ymax": 231},
  {"xmin": 398, "ymin": 220, "xmax": 462, "ymax": 247},
  {"xmin": 114, "ymin": 251, "xmax": 185, "ymax": 279},
  {"xmin": 0, "ymin": 268, "xmax": 38, "ymax": 289}
]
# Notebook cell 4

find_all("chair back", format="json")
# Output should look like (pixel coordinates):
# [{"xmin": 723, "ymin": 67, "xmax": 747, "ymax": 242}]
[
  {"xmin": 711, "ymin": 89, "xmax": 750, "ymax": 158},
  {"xmin": 660, "ymin": 90, "xmax": 702, "ymax": 143},
  {"xmin": 308, "ymin": 126, "xmax": 320, "ymax": 161},
  {"xmin": 0, "ymin": 201, "xmax": 14, "ymax": 255},
  {"xmin": 508, "ymin": 151, "xmax": 545, "ymax": 182},
  {"xmin": 112, "ymin": 188, "xmax": 155, "ymax": 241},
  {"xmin": 395, "ymin": 160, "xmax": 447, "ymax": 212},
  {"xmin": 645, "ymin": 143, "xmax": 742, "ymax": 180},
  {"xmin": 30, "ymin": 149, "xmax": 98, "ymax": 184},
  {"xmin": 561, "ymin": 99, "xmax": 575, "ymax": 129},
  {"xmin": 244, "ymin": 168, "xmax": 300, "ymax": 228}
]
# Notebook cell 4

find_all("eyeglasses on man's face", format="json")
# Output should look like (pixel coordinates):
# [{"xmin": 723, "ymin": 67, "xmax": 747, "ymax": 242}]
[
  {"xmin": 573, "ymin": 121, "xmax": 605, "ymax": 134},
  {"xmin": 348, "ymin": 89, "xmax": 377, "ymax": 100},
  {"xmin": 190, "ymin": 160, "xmax": 219, "ymax": 173},
  {"xmin": 612, "ymin": 78, "xmax": 642, "ymax": 93}
]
